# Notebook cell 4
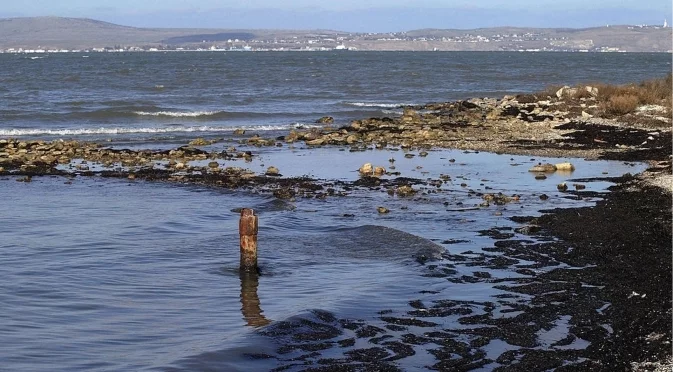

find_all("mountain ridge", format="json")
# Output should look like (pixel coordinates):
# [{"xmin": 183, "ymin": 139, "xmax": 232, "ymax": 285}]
[{"xmin": 1, "ymin": 16, "xmax": 670, "ymax": 52}]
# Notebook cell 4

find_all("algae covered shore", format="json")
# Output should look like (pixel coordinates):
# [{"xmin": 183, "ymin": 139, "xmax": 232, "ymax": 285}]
[{"xmin": 1, "ymin": 77, "xmax": 671, "ymax": 370}]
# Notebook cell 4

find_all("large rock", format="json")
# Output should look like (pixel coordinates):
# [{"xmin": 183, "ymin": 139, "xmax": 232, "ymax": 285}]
[
  {"xmin": 556, "ymin": 86, "xmax": 578, "ymax": 99},
  {"xmin": 359, "ymin": 163, "xmax": 373, "ymax": 175}
]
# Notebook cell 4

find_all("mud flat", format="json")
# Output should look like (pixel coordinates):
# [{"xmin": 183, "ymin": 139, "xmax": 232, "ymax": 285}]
[{"xmin": 1, "ymin": 87, "xmax": 670, "ymax": 371}]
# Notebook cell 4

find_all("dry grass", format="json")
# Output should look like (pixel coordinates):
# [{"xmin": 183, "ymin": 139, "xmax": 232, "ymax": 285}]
[
  {"xmin": 536, "ymin": 74, "xmax": 672, "ymax": 117},
  {"xmin": 600, "ymin": 94, "xmax": 640, "ymax": 115},
  {"xmin": 595, "ymin": 73, "xmax": 672, "ymax": 116}
]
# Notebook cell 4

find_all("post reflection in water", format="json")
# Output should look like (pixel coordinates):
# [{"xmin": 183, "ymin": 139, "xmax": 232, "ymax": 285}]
[{"xmin": 239, "ymin": 271, "xmax": 271, "ymax": 327}]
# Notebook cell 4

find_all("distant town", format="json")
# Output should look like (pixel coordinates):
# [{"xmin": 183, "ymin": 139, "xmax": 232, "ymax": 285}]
[{"xmin": 1, "ymin": 17, "xmax": 671, "ymax": 53}]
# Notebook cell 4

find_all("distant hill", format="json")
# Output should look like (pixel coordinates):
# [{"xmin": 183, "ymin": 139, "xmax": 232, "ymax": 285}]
[
  {"xmin": 0, "ymin": 17, "xmax": 327, "ymax": 49},
  {"xmin": 0, "ymin": 16, "xmax": 670, "ymax": 52}
]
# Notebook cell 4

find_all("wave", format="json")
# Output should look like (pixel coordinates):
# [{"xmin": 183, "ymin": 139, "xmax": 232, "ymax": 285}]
[
  {"xmin": 344, "ymin": 102, "xmax": 412, "ymax": 108},
  {"xmin": 133, "ymin": 110, "xmax": 224, "ymax": 118},
  {"xmin": 0, "ymin": 124, "xmax": 321, "ymax": 137}
]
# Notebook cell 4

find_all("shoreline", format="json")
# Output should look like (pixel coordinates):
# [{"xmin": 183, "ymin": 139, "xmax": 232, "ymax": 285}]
[{"xmin": 1, "ymin": 88, "xmax": 671, "ymax": 369}]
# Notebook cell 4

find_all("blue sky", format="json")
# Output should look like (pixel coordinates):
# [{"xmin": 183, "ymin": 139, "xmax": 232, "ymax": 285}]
[{"xmin": 2, "ymin": 1, "xmax": 671, "ymax": 31}]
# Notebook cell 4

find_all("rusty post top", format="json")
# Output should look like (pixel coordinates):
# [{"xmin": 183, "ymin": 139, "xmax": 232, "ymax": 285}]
[{"xmin": 241, "ymin": 208, "xmax": 255, "ymax": 217}]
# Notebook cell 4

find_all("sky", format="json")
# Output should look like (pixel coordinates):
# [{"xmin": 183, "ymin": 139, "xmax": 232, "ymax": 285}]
[{"xmin": 2, "ymin": 1, "xmax": 672, "ymax": 31}]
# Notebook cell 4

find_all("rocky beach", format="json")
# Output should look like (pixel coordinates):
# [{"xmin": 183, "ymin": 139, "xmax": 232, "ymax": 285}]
[{"xmin": 1, "ymin": 76, "xmax": 671, "ymax": 370}]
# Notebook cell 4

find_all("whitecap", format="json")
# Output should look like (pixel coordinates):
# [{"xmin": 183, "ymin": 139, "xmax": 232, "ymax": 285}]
[
  {"xmin": 344, "ymin": 102, "xmax": 413, "ymax": 108},
  {"xmin": 0, "ymin": 124, "xmax": 322, "ymax": 137},
  {"xmin": 133, "ymin": 111, "xmax": 221, "ymax": 118}
]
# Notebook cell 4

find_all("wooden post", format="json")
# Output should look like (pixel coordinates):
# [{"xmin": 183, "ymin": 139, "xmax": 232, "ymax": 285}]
[{"xmin": 239, "ymin": 208, "xmax": 258, "ymax": 272}]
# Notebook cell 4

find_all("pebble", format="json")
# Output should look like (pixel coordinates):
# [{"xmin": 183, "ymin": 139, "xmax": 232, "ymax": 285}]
[{"xmin": 377, "ymin": 206, "xmax": 390, "ymax": 214}]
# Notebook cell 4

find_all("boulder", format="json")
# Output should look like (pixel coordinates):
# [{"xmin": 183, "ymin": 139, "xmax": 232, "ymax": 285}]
[
  {"xmin": 555, "ymin": 162, "xmax": 575, "ymax": 171},
  {"xmin": 359, "ymin": 163, "xmax": 373, "ymax": 175}
]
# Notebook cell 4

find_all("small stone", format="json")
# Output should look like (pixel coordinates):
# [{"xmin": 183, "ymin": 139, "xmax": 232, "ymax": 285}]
[
  {"xmin": 175, "ymin": 162, "xmax": 186, "ymax": 170},
  {"xmin": 377, "ymin": 206, "xmax": 390, "ymax": 214},
  {"xmin": 189, "ymin": 138, "xmax": 210, "ymax": 146},
  {"xmin": 208, "ymin": 161, "xmax": 219, "ymax": 169},
  {"xmin": 573, "ymin": 183, "xmax": 586, "ymax": 190},
  {"xmin": 535, "ymin": 174, "xmax": 547, "ymax": 180},
  {"xmin": 396, "ymin": 185, "xmax": 416, "ymax": 197},
  {"xmin": 539, "ymin": 194, "xmax": 549, "ymax": 200},
  {"xmin": 233, "ymin": 129, "xmax": 246, "ymax": 135},
  {"xmin": 557, "ymin": 182, "xmax": 568, "ymax": 192},
  {"xmin": 419, "ymin": 151, "xmax": 428, "ymax": 157},
  {"xmin": 529, "ymin": 163, "xmax": 556, "ymax": 172},
  {"xmin": 373, "ymin": 166, "xmax": 386, "ymax": 176},
  {"xmin": 316, "ymin": 116, "xmax": 334, "ymax": 124},
  {"xmin": 127, "ymin": 174, "xmax": 136, "ymax": 180},
  {"xmin": 305, "ymin": 138, "xmax": 324, "ymax": 146},
  {"xmin": 266, "ymin": 166, "xmax": 280, "ymax": 176}
]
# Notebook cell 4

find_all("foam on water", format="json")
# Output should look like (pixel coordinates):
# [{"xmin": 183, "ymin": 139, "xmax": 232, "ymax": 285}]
[
  {"xmin": 344, "ymin": 102, "xmax": 413, "ymax": 108},
  {"xmin": 0, "ymin": 123, "xmax": 322, "ymax": 136},
  {"xmin": 133, "ymin": 110, "xmax": 223, "ymax": 118}
]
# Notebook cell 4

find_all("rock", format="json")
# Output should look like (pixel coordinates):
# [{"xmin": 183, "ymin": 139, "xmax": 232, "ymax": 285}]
[
  {"xmin": 557, "ymin": 182, "xmax": 568, "ymax": 192},
  {"xmin": 581, "ymin": 111, "xmax": 593, "ymax": 119},
  {"xmin": 208, "ymin": 161, "xmax": 219, "ymax": 169},
  {"xmin": 419, "ymin": 151, "xmax": 429, "ymax": 157},
  {"xmin": 396, "ymin": 185, "xmax": 416, "ymax": 197},
  {"xmin": 305, "ymin": 138, "xmax": 325, "ymax": 146},
  {"xmin": 127, "ymin": 174, "xmax": 136, "ymax": 180},
  {"xmin": 233, "ymin": 129, "xmax": 246, "ymax": 135},
  {"xmin": 316, "ymin": 116, "xmax": 334, "ymax": 124},
  {"xmin": 346, "ymin": 135, "xmax": 360, "ymax": 144},
  {"xmin": 273, "ymin": 188, "xmax": 295, "ymax": 199},
  {"xmin": 529, "ymin": 163, "xmax": 557, "ymax": 172},
  {"xmin": 359, "ymin": 163, "xmax": 373, "ymax": 175},
  {"xmin": 373, "ymin": 166, "xmax": 386, "ymax": 176},
  {"xmin": 175, "ymin": 162, "xmax": 186, "ymax": 170},
  {"xmin": 539, "ymin": 194, "xmax": 549, "ymax": 200},
  {"xmin": 585, "ymin": 86, "xmax": 599, "ymax": 97},
  {"xmin": 0, "ymin": 166, "xmax": 4, "ymax": 172},
  {"xmin": 266, "ymin": 166, "xmax": 280, "ymax": 176},
  {"xmin": 189, "ymin": 138, "xmax": 210, "ymax": 146},
  {"xmin": 555, "ymin": 162, "xmax": 575, "ymax": 171},
  {"xmin": 573, "ymin": 183, "xmax": 586, "ymax": 190},
  {"xmin": 555, "ymin": 86, "xmax": 578, "ymax": 99},
  {"xmin": 535, "ymin": 174, "xmax": 547, "ymax": 180},
  {"xmin": 377, "ymin": 206, "xmax": 390, "ymax": 214}
]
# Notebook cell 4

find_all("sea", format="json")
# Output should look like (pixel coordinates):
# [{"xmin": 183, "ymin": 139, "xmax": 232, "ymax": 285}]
[{"xmin": 0, "ymin": 51, "xmax": 670, "ymax": 371}]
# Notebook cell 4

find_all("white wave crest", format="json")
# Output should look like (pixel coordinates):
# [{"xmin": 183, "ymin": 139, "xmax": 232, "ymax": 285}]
[
  {"xmin": 381, "ymin": 109, "xmax": 404, "ymax": 115},
  {"xmin": 0, "ymin": 124, "xmax": 321, "ymax": 137},
  {"xmin": 345, "ymin": 102, "xmax": 412, "ymax": 108},
  {"xmin": 133, "ymin": 110, "xmax": 221, "ymax": 117}
]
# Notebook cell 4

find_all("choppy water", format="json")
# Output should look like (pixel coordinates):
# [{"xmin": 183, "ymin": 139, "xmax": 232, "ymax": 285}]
[
  {"xmin": 0, "ymin": 52, "xmax": 670, "ymax": 142},
  {"xmin": 0, "ymin": 51, "xmax": 666, "ymax": 370}
]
